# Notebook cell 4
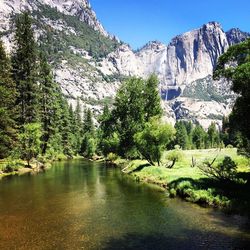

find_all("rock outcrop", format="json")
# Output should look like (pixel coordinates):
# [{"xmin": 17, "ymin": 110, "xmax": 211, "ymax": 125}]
[{"xmin": 0, "ymin": 0, "xmax": 249, "ymax": 127}]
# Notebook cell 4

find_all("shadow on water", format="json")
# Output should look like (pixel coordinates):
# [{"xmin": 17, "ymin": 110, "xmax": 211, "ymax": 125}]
[
  {"xmin": 168, "ymin": 171, "xmax": 250, "ymax": 215},
  {"xmin": 102, "ymin": 230, "xmax": 250, "ymax": 250}
]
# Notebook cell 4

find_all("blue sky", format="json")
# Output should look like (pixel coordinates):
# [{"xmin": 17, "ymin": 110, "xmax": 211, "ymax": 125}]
[{"xmin": 90, "ymin": 0, "xmax": 250, "ymax": 50}]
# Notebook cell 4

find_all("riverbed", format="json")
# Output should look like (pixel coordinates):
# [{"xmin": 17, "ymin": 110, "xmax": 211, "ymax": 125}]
[{"xmin": 0, "ymin": 160, "xmax": 250, "ymax": 249}]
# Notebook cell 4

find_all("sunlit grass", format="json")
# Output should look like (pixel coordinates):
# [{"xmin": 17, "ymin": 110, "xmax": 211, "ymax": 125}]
[{"xmin": 124, "ymin": 148, "xmax": 250, "ymax": 210}]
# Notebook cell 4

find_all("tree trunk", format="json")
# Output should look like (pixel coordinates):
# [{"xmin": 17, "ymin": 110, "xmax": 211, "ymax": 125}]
[{"xmin": 168, "ymin": 158, "xmax": 176, "ymax": 169}]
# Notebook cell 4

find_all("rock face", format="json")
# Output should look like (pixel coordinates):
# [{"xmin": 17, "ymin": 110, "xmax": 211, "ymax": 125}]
[
  {"xmin": 0, "ymin": 0, "xmax": 249, "ymax": 127},
  {"xmin": 0, "ymin": 0, "xmax": 110, "ymax": 38},
  {"xmin": 98, "ymin": 21, "xmax": 249, "ymax": 127},
  {"xmin": 102, "ymin": 21, "xmax": 249, "ymax": 87}
]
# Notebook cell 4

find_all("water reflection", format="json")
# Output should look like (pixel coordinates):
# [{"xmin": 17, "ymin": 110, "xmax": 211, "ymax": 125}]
[{"xmin": 0, "ymin": 160, "xmax": 250, "ymax": 249}]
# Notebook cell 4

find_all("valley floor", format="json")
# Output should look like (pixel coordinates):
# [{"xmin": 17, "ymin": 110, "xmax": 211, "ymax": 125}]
[{"xmin": 120, "ymin": 148, "xmax": 250, "ymax": 214}]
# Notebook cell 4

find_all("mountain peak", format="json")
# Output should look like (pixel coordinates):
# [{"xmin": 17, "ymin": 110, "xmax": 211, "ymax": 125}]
[
  {"xmin": 0, "ymin": 0, "xmax": 112, "ymax": 38},
  {"xmin": 202, "ymin": 21, "xmax": 222, "ymax": 30},
  {"xmin": 138, "ymin": 40, "xmax": 166, "ymax": 52},
  {"xmin": 226, "ymin": 28, "xmax": 250, "ymax": 45}
]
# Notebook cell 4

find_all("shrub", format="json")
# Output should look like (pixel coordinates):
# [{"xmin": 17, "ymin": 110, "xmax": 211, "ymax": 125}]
[
  {"xmin": 172, "ymin": 181, "xmax": 230, "ymax": 207},
  {"xmin": 169, "ymin": 188, "xmax": 177, "ymax": 198},
  {"xmin": 101, "ymin": 132, "xmax": 120, "ymax": 157},
  {"xmin": 18, "ymin": 123, "xmax": 42, "ymax": 167},
  {"xmin": 165, "ymin": 149, "xmax": 184, "ymax": 168},
  {"xmin": 107, "ymin": 152, "xmax": 118, "ymax": 163},
  {"xmin": 198, "ymin": 156, "xmax": 239, "ymax": 182},
  {"xmin": 3, "ymin": 159, "xmax": 24, "ymax": 173},
  {"xmin": 134, "ymin": 118, "xmax": 175, "ymax": 166},
  {"xmin": 175, "ymin": 180, "xmax": 193, "ymax": 197}
]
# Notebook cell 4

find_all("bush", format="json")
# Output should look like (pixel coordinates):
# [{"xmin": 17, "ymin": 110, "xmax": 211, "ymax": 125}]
[
  {"xmin": 172, "ymin": 181, "xmax": 230, "ymax": 207},
  {"xmin": 124, "ymin": 146, "xmax": 140, "ymax": 160},
  {"xmin": 101, "ymin": 132, "xmax": 120, "ymax": 157},
  {"xmin": 198, "ymin": 156, "xmax": 238, "ymax": 182},
  {"xmin": 18, "ymin": 123, "xmax": 42, "ymax": 167},
  {"xmin": 175, "ymin": 180, "xmax": 193, "ymax": 196},
  {"xmin": 81, "ymin": 134, "xmax": 97, "ymax": 158},
  {"xmin": 107, "ymin": 152, "xmax": 118, "ymax": 163},
  {"xmin": 134, "ymin": 118, "xmax": 175, "ymax": 166},
  {"xmin": 165, "ymin": 149, "xmax": 184, "ymax": 168},
  {"xmin": 3, "ymin": 159, "xmax": 24, "ymax": 173},
  {"xmin": 169, "ymin": 188, "xmax": 177, "ymax": 198}
]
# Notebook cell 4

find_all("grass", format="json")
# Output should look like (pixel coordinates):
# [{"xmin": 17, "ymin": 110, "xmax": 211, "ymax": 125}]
[{"xmin": 122, "ymin": 148, "xmax": 250, "ymax": 213}]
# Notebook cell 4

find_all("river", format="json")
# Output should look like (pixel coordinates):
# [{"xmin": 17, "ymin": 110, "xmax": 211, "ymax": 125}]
[{"xmin": 0, "ymin": 160, "xmax": 250, "ymax": 249}]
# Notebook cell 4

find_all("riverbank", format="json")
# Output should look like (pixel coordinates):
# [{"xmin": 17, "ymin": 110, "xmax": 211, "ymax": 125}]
[
  {"xmin": 0, "ymin": 155, "xmax": 84, "ymax": 179},
  {"xmin": 119, "ymin": 148, "xmax": 250, "ymax": 213},
  {"xmin": 0, "ymin": 159, "xmax": 50, "ymax": 179}
]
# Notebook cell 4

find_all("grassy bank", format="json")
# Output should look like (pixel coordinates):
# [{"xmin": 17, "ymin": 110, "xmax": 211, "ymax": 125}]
[
  {"xmin": 121, "ymin": 148, "xmax": 250, "ymax": 213},
  {"xmin": 0, "ymin": 154, "xmax": 84, "ymax": 179},
  {"xmin": 0, "ymin": 159, "xmax": 48, "ymax": 179}
]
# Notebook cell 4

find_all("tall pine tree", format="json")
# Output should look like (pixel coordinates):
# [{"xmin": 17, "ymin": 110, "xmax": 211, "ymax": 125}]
[
  {"xmin": 0, "ymin": 40, "xmax": 17, "ymax": 158},
  {"xmin": 175, "ymin": 121, "xmax": 189, "ymax": 149},
  {"xmin": 144, "ymin": 74, "xmax": 162, "ymax": 122},
  {"xmin": 38, "ymin": 53, "xmax": 59, "ymax": 155},
  {"xmin": 12, "ymin": 12, "xmax": 38, "ymax": 125}
]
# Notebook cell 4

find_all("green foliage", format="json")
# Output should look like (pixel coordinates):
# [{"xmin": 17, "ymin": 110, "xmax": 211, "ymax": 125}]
[
  {"xmin": 18, "ymin": 123, "xmax": 42, "ymax": 167},
  {"xmin": 174, "ymin": 121, "xmax": 189, "ymax": 149},
  {"xmin": 107, "ymin": 152, "xmax": 119, "ymax": 163},
  {"xmin": 182, "ymin": 76, "xmax": 230, "ymax": 103},
  {"xmin": 166, "ymin": 148, "xmax": 184, "ymax": 168},
  {"xmin": 34, "ymin": 5, "xmax": 120, "ymax": 61},
  {"xmin": 83, "ymin": 108, "xmax": 94, "ymax": 135},
  {"xmin": 0, "ymin": 40, "xmax": 16, "ymax": 158},
  {"xmin": 81, "ymin": 133, "xmax": 97, "ymax": 158},
  {"xmin": 171, "ymin": 180, "xmax": 230, "ymax": 207},
  {"xmin": 2, "ymin": 159, "xmax": 24, "ymax": 173},
  {"xmin": 134, "ymin": 118, "xmax": 175, "ymax": 166},
  {"xmin": 110, "ymin": 75, "xmax": 163, "ymax": 156},
  {"xmin": 38, "ymin": 53, "xmax": 61, "ymax": 155},
  {"xmin": 101, "ymin": 132, "xmax": 120, "ymax": 157},
  {"xmin": 12, "ymin": 11, "xmax": 39, "ymax": 125},
  {"xmin": 207, "ymin": 122, "xmax": 220, "ymax": 148},
  {"xmin": 0, "ymin": 12, "xmax": 96, "ymax": 162},
  {"xmin": 80, "ymin": 108, "xmax": 97, "ymax": 158},
  {"xmin": 113, "ymin": 77, "xmax": 146, "ymax": 154},
  {"xmin": 199, "ymin": 156, "xmax": 239, "ymax": 182},
  {"xmin": 214, "ymin": 39, "xmax": 250, "ymax": 156},
  {"xmin": 192, "ymin": 125, "xmax": 206, "ymax": 149},
  {"xmin": 125, "ymin": 148, "xmax": 249, "ymax": 210},
  {"xmin": 144, "ymin": 74, "xmax": 163, "ymax": 121}
]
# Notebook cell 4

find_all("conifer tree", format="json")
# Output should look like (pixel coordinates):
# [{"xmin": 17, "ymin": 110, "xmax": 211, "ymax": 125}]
[
  {"xmin": 0, "ymin": 41, "xmax": 17, "ymax": 158},
  {"xmin": 175, "ymin": 121, "xmax": 189, "ymax": 149},
  {"xmin": 192, "ymin": 125, "xmax": 206, "ymax": 149},
  {"xmin": 59, "ymin": 97, "xmax": 73, "ymax": 157},
  {"xmin": 144, "ymin": 74, "xmax": 162, "ymax": 122},
  {"xmin": 99, "ymin": 103, "xmax": 113, "ymax": 139},
  {"xmin": 75, "ymin": 98, "xmax": 82, "ymax": 130},
  {"xmin": 113, "ymin": 77, "xmax": 146, "ymax": 156},
  {"xmin": 38, "ymin": 53, "xmax": 59, "ymax": 155},
  {"xmin": 12, "ymin": 12, "xmax": 38, "ymax": 125},
  {"xmin": 207, "ymin": 122, "xmax": 220, "ymax": 148},
  {"xmin": 74, "ymin": 98, "xmax": 83, "ymax": 153},
  {"xmin": 214, "ymin": 39, "xmax": 250, "ymax": 156},
  {"xmin": 83, "ymin": 108, "xmax": 94, "ymax": 135},
  {"xmin": 81, "ymin": 108, "xmax": 96, "ymax": 157}
]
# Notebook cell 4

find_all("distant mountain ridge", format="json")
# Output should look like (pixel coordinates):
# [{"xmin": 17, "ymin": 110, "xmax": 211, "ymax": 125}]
[{"xmin": 0, "ymin": 0, "xmax": 249, "ymax": 127}]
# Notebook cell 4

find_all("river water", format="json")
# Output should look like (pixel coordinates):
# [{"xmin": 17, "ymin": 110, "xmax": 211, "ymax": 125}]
[{"xmin": 0, "ymin": 160, "xmax": 250, "ymax": 249}]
